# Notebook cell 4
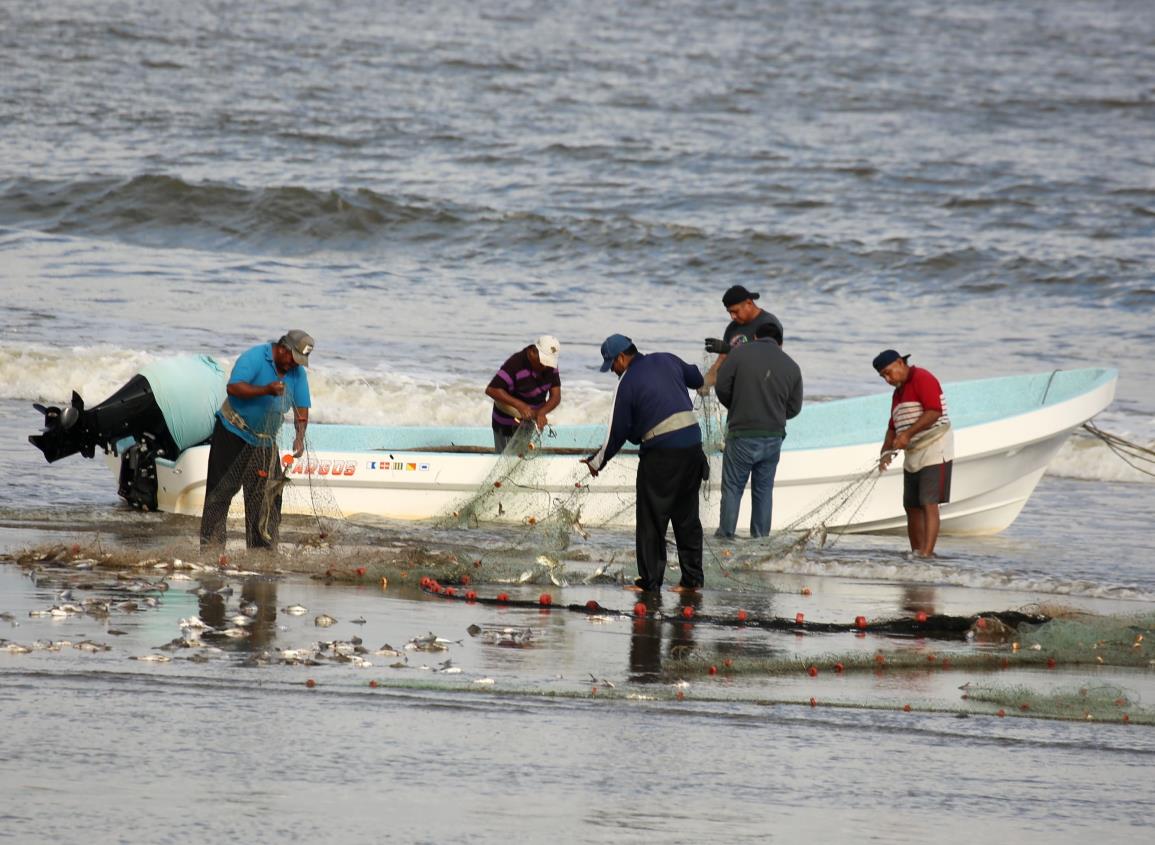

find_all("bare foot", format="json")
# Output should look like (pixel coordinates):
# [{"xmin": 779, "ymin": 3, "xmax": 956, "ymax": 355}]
[
  {"xmin": 668, "ymin": 584, "xmax": 700, "ymax": 593},
  {"xmin": 624, "ymin": 584, "xmax": 645, "ymax": 593}
]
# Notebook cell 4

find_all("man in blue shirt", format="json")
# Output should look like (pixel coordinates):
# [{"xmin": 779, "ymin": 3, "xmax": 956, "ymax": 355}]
[
  {"xmin": 582, "ymin": 334, "xmax": 706, "ymax": 593},
  {"xmin": 199, "ymin": 330, "xmax": 314, "ymax": 550}
]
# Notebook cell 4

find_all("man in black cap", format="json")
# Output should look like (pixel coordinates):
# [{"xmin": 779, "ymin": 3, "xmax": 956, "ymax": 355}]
[
  {"xmin": 874, "ymin": 349, "xmax": 953, "ymax": 557},
  {"xmin": 701, "ymin": 285, "xmax": 785, "ymax": 393}
]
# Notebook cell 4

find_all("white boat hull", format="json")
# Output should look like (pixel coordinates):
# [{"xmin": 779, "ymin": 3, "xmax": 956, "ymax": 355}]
[{"xmin": 116, "ymin": 367, "xmax": 1116, "ymax": 537}]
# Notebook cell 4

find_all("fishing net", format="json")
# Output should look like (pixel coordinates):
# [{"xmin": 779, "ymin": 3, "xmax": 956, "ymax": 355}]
[
  {"xmin": 198, "ymin": 398, "xmax": 344, "ymax": 554},
  {"xmin": 961, "ymin": 682, "xmax": 1149, "ymax": 724}
]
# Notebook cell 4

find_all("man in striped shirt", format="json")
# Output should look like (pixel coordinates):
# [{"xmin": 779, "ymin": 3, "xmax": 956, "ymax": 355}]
[
  {"xmin": 485, "ymin": 336, "xmax": 562, "ymax": 453},
  {"xmin": 875, "ymin": 350, "xmax": 954, "ymax": 557}
]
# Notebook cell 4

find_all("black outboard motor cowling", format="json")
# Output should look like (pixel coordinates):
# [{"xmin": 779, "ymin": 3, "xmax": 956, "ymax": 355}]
[{"xmin": 30, "ymin": 374, "xmax": 181, "ymax": 511}]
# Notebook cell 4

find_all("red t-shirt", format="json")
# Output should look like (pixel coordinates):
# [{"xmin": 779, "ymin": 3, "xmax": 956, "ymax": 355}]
[{"xmin": 888, "ymin": 366, "xmax": 949, "ymax": 435}]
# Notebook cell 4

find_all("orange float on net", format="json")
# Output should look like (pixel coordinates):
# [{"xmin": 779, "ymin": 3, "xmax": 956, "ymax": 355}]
[
  {"xmin": 855, "ymin": 615, "xmax": 867, "ymax": 629},
  {"xmin": 997, "ymin": 709, "xmax": 1006, "ymax": 718},
  {"xmin": 800, "ymin": 587, "xmax": 812, "ymax": 596},
  {"xmin": 496, "ymin": 592, "xmax": 509, "ymax": 603},
  {"xmin": 633, "ymin": 602, "xmax": 646, "ymax": 617},
  {"xmin": 903, "ymin": 704, "xmax": 911, "ymax": 712},
  {"xmin": 465, "ymin": 591, "xmax": 477, "ymax": 602},
  {"xmin": 807, "ymin": 666, "xmax": 818, "ymax": 677},
  {"xmin": 736, "ymin": 610, "xmax": 748, "ymax": 623},
  {"xmin": 305, "ymin": 679, "xmax": 316, "ymax": 688}
]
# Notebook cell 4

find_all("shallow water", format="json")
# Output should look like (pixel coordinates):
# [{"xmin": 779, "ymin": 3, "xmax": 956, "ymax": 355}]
[{"xmin": 2, "ymin": 561, "xmax": 1154, "ymax": 843}]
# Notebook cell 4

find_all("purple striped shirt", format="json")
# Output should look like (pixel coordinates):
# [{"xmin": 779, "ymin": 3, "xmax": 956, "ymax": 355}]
[{"xmin": 488, "ymin": 347, "xmax": 561, "ymax": 427}]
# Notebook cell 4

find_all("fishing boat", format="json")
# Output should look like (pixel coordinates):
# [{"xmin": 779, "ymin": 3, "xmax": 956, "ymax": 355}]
[{"xmin": 32, "ymin": 365, "xmax": 1116, "ymax": 536}]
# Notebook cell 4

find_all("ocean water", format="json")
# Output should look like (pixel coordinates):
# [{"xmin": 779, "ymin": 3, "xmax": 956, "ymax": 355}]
[{"xmin": 2, "ymin": 0, "xmax": 1154, "ymax": 840}]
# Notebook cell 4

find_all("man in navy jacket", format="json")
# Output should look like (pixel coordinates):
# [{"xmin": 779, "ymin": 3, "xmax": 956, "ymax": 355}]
[{"xmin": 583, "ymin": 335, "xmax": 706, "ymax": 592}]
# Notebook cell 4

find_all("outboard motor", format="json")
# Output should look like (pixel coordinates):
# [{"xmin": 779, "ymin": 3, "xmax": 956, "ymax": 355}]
[{"xmin": 30, "ymin": 355, "xmax": 227, "ymax": 511}]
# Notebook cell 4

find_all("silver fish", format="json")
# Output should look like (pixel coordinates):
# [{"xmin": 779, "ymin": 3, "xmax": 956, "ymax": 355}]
[
  {"xmin": 283, "ymin": 604, "xmax": 308, "ymax": 615},
  {"xmin": 314, "ymin": 614, "xmax": 337, "ymax": 627}
]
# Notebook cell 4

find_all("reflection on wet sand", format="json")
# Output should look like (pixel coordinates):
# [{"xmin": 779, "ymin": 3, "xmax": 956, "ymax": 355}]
[{"xmin": 629, "ymin": 591, "xmax": 702, "ymax": 682}]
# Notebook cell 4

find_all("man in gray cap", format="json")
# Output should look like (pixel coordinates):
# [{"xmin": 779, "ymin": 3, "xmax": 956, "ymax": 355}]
[
  {"xmin": 582, "ymin": 334, "xmax": 706, "ymax": 593},
  {"xmin": 200, "ymin": 330, "xmax": 314, "ymax": 550},
  {"xmin": 701, "ymin": 285, "xmax": 784, "ymax": 393}
]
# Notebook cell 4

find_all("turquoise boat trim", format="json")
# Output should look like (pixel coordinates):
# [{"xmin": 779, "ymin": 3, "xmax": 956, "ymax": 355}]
[{"xmin": 278, "ymin": 368, "xmax": 1117, "ymax": 455}]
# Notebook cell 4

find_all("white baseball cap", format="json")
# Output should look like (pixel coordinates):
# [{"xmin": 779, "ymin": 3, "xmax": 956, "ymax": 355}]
[{"xmin": 534, "ymin": 335, "xmax": 560, "ymax": 368}]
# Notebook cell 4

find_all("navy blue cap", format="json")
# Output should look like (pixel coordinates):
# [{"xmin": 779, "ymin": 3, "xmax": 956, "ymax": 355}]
[
  {"xmin": 872, "ymin": 349, "xmax": 910, "ymax": 372},
  {"xmin": 600, "ymin": 334, "xmax": 633, "ymax": 372}
]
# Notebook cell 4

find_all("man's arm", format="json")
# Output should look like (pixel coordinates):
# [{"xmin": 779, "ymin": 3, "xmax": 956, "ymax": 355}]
[
  {"xmin": 485, "ymin": 385, "xmax": 533, "ymax": 421},
  {"xmin": 584, "ymin": 380, "xmax": 632, "ymax": 475},
  {"xmin": 228, "ymin": 381, "xmax": 281, "ymax": 398},
  {"xmin": 700, "ymin": 353, "xmax": 726, "ymax": 392},
  {"xmin": 533, "ymin": 388, "xmax": 561, "ymax": 430},
  {"xmin": 879, "ymin": 426, "xmax": 898, "ymax": 472},
  {"xmin": 786, "ymin": 372, "xmax": 803, "ymax": 419},
  {"xmin": 892, "ymin": 409, "xmax": 942, "ymax": 451},
  {"xmin": 292, "ymin": 408, "xmax": 309, "ymax": 457},
  {"xmin": 715, "ymin": 355, "xmax": 736, "ymax": 408}
]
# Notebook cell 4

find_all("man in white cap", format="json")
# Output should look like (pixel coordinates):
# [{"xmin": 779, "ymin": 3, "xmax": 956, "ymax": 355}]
[
  {"xmin": 200, "ymin": 330, "xmax": 313, "ymax": 550},
  {"xmin": 485, "ymin": 335, "xmax": 562, "ymax": 453}
]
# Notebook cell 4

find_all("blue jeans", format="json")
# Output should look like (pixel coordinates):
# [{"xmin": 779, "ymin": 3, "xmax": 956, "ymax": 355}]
[{"xmin": 718, "ymin": 435, "xmax": 783, "ymax": 538}]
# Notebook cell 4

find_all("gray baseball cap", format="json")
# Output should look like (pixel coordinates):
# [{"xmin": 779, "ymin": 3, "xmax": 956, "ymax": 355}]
[{"xmin": 280, "ymin": 330, "xmax": 315, "ymax": 367}]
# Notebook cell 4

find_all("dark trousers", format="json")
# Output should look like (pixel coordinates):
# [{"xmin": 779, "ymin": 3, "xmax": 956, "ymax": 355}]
[
  {"xmin": 199, "ymin": 420, "xmax": 283, "ymax": 549},
  {"xmin": 635, "ymin": 446, "xmax": 705, "ymax": 591}
]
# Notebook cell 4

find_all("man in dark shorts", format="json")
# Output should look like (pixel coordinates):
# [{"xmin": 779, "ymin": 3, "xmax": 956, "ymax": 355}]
[
  {"xmin": 701, "ymin": 285, "xmax": 785, "ymax": 393},
  {"xmin": 485, "ymin": 336, "xmax": 562, "ymax": 453},
  {"xmin": 875, "ymin": 350, "xmax": 954, "ymax": 557}
]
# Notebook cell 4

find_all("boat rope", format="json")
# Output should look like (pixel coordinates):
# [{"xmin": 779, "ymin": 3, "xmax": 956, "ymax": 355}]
[
  {"xmin": 417, "ymin": 578, "xmax": 1050, "ymax": 640},
  {"xmin": 1082, "ymin": 421, "xmax": 1155, "ymax": 479}
]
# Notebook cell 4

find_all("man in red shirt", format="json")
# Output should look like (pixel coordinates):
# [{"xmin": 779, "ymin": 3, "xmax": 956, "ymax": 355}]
[{"xmin": 875, "ymin": 350, "xmax": 954, "ymax": 557}]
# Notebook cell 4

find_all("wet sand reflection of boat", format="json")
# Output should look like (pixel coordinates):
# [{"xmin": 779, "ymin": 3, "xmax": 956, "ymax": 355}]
[{"xmin": 62, "ymin": 366, "xmax": 1113, "ymax": 537}]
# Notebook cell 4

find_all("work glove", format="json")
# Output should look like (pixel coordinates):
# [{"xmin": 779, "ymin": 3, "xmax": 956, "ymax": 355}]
[{"xmin": 704, "ymin": 338, "xmax": 729, "ymax": 355}]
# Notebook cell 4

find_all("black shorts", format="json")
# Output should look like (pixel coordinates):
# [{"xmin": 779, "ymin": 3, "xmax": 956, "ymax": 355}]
[{"xmin": 904, "ymin": 461, "xmax": 952, "ymax": 509}]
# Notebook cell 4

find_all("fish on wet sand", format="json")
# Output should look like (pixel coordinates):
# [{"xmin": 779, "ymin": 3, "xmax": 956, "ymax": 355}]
[
  {"xmin": 314, "ymin": 614, "xmax": 337, "ymax": 627},
  {"xmin": 405, "ymin": 632, "xmax": 461, "ymax": 652},
  {"xmin": 282, "ymin": 604, "xmax": 308, "ymax": 616}
]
